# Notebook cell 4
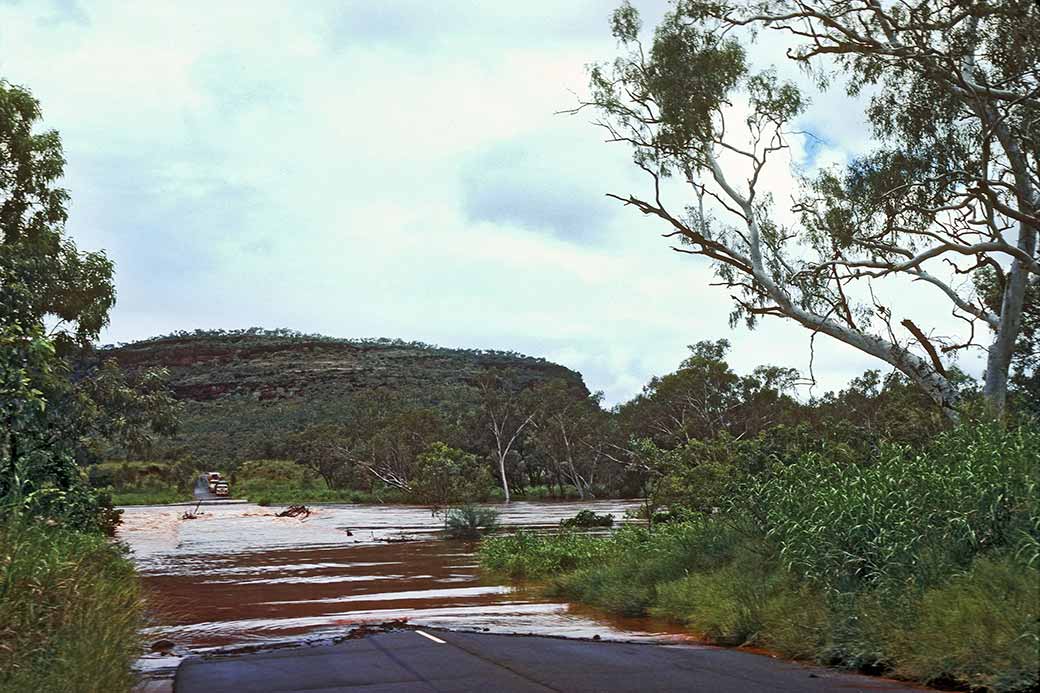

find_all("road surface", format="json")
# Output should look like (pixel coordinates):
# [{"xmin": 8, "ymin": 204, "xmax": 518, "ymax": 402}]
[{"xmin": 175, "ymin": 629, "xmax": 930, "ymax": 693}]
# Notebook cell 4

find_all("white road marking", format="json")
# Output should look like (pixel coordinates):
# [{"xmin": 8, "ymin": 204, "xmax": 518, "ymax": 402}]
[{"xmin": 415, "ymin": 630, "xmax": 446, "ymax": 644}]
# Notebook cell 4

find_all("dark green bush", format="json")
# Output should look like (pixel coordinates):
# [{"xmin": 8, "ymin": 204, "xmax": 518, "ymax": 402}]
[{"xmin": 560, "ymin": 509, "xmax": 614, "ymax": 528}]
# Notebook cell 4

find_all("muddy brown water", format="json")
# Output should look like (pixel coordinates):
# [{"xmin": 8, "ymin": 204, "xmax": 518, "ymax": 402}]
[{"xmin": 118, "ymin": 501, "xmax": 694, "ymax": 658}]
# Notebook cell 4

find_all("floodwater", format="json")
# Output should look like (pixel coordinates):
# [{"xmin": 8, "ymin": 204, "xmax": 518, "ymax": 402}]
[{"xmin": 118, "ymin": 501, "xmax": 695, "ymax": 656}]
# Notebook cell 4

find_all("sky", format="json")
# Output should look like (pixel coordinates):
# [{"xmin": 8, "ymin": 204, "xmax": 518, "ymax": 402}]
[{"xmin": 0, "ymin": 0, "xmax": 988, "ymax": 405}]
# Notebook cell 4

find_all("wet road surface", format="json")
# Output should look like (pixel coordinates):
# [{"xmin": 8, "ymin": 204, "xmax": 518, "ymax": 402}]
[
  {"xmin": 122, "ymin": 501, "xmax": 940, "ymax": 691},
  {"xmin": 175, "ymin": 629, "xmax": 929, "ymax": 693}
]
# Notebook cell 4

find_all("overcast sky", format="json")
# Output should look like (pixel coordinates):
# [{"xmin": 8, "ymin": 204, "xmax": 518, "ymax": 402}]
[{"xmin": 0, "ymin": 0, "xmax": 987, "ymax": 404}]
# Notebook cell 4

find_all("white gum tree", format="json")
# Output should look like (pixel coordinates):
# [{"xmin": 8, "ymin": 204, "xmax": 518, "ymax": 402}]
[{"xmin": 580, "ymin": 0, "xmax": 1038, "ymax": 418}]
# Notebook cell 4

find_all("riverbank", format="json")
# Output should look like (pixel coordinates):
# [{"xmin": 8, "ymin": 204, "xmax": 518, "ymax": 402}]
[
  {"xmin": 479, "ymin": 424, "xmax": 1040, "ymax": 693},
  {"xmin": 0, "ymin": 521, "xmax": 143, "ymax": 693}
]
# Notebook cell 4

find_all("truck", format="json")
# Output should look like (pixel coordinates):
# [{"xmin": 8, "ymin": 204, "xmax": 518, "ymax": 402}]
[
  {"xmin": 206, "ymin": 471, "xmax": 223, "ymax": 493},
  {"xmin": 213, "ymin": 479, "xmax": 230, "ymax": 496}
]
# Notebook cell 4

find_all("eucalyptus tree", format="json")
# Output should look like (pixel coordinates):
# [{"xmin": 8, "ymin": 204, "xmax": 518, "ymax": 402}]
[
  {"xmin": 527, "ymin": 379, "xmax": 608, "ymax": 499},
  {"xmin": 1, "ymin": 80, "xmax": 178, "ymax": 528},
  {"xmin": 581, "ymin": 1, "xmax": 1038, "ymax": 417},
  {"xmin": 476, "ymin": 371, "xmax": 538, "ymax": 502}
]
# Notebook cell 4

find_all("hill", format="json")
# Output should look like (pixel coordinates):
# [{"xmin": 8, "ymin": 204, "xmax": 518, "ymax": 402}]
[{"xmin": 102, "ymin": 329, "xmax": 588, "ymax": 461}]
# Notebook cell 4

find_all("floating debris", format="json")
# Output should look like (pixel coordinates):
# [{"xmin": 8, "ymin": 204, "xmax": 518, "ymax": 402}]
[
  {"xmin": 276, "ymin": 505, "xmax": 311, "ymax": 518},
  {"xmin": 181, "ymin": 502, "xmax": 203, "ymax": 520}
]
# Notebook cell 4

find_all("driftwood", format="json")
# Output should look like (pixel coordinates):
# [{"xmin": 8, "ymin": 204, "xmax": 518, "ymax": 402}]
[
  {"xmin": 276, "ymin": 505, "xmax": 311, "ymax": 518},
  {"xmin": 181, "ymin": 502, "xmax": 202, "ymax": 520}
]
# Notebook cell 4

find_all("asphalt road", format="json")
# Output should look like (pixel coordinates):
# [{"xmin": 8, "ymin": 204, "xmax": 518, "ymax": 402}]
[{"xmin": 175, "ymin": 630, "xmax": 930, "ymax": 693}]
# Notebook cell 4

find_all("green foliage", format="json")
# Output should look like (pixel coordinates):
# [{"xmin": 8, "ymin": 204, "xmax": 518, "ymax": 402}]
[
  {"xmin": 0, "ymin": 81, "xmax": 115, "ymax": 350},
  {"xmin": 484, "ymin": 421, "xmax": 1039, "ymax": 691},
  {"xmin": 479, "ymin": 529, "xmax": 615, "ymax": 579},
  {"xmin": 560, "ymin": 510, "xmax": 614, "ymax": 528},
  {"xmin": 444, "ymin": 505, "xmax": 500, "ymax": 540},
  {"xmin": 750, "ymin": 422, "xmax": 1039, "ymax": 592},
  {"xmin": 883, "ymin": 557, "xmax": 1039, "ymax": 692},
  {"xmin": 0, "ymin": 521, "xmax": 142, "ymax": 692},
  {"xmin": 410, "ymin": 442, "xmax": 492, "ymax": 508},
  {"xmin": 0, "ymin": 82, "xmax": 180, "ymax": 531}
]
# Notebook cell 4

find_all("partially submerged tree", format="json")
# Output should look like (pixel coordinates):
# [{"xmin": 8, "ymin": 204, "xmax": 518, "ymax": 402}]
[
  {"xmin": 581, "ymin": 0, "xmax": 1038, "ymax": 417},
  {"xmin": 410, "ymin": 442, "xmax": 492, "ymax": 512}
]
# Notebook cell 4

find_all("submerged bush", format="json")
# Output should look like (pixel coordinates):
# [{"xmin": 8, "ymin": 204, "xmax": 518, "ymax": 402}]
[
  {"xmin": 0, "ymin": 521, "xmax": 143, "ymax": 693},
  {"xmin": 444, "ymin": 505, "xmax": 500, "ymax": 540},
  {"xmin": 560, "ymin": 510, "xmax": 614, "ymax": 528}
]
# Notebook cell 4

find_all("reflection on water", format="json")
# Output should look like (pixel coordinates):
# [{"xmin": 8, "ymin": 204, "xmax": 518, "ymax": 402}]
[{"xmin": 119, "ymin": 501, "xmax": 693, "ymax": 650}]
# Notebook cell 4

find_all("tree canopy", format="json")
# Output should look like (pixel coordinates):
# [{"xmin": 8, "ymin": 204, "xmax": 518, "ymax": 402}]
[
  {"xmin": 1, "ymin": 80, "xmax": 179, "ymax": 531},
  {"xmin": 580, "ymin": 0, "xmax": 1038, "ymax": 418}
]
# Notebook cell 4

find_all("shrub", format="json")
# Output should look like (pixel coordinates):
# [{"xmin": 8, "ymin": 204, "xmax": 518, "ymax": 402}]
[
  {"xmin": 444, "ymin": 506, "xmax": 500, "ymax": 540},
  {"xmin": 0, "ymin": 521, "xmax": 143, "ymax": 692},
  {"xmin": 410, "ymin": 443, "xmax": 493, "ymax": 508},
  {"xmin": 560, "ymin": 510, "xmax": 614, "ymax": 528}
]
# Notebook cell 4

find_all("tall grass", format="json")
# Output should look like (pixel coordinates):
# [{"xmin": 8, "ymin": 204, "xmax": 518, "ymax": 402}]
[
  {"xmin": 0, "ymin": 521, "xmax": 143, "ymax": 693},
  {"xmin": 749, "ymin": 422, "xmax": 1039, "ymax": 593}
]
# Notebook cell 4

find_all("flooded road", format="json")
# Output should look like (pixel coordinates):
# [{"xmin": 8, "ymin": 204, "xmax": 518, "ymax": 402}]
[{"xmin": 118, "ymin": 501, "xmax": 693, "ymax": 653}]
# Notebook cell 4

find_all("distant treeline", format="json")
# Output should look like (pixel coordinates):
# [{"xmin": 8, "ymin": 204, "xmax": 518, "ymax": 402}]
[{"xmin": 99, "ymin": 327, "xmax": 551, "ymax": 363}]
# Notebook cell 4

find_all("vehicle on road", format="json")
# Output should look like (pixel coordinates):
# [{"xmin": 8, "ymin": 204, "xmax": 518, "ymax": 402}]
[
  {"xmin": 207, "ymin": 472, "xmax": 223, "ymax": 492},
  {"xmin": 213, "ymin": 480, "xmax": 230, "ymax": 496}
]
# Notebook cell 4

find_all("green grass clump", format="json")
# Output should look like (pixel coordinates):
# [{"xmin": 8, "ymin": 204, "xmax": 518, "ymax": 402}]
[
  {"xmin": 0, "ymin": 521, "xmax": 143, "ymax": 693},
  {"xmin": 883, "ymin": 556, "xmax": 1039, "ymax": 692},
  {"xmin": 480, "ymin": 529, "xmax": 615, "ymax": 579}
]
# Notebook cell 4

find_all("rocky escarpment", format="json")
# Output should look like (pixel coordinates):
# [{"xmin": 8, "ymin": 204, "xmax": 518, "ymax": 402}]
[{"xmin": 103, "ymin": 330, "xmax": 587, "ymax": 460}]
